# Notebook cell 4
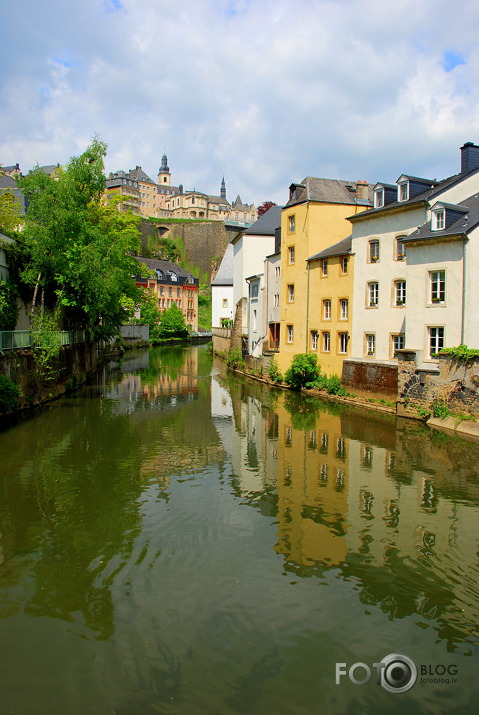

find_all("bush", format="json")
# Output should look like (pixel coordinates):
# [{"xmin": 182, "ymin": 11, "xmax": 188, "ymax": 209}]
[
  {"xmin": 0, "ymin": 279, "xmax": 18, "ymax": 331},
  {"xmin": 268, "ymin": 358, "xmax": 283, "ymax": 384},
  {"xmin": 284, "ymin": 353, "xmax": 320, "ymax": 390},
  {"xmin": 227, "ymin": 348, "xmax": 244, "ymax": 370},
  {"xmin": 432, "ymin": 399, "xmax": 450, "ymax": 419},
  {"xmin": 0, "ymin": 375, "xmax": 21, "ymax": 412}
]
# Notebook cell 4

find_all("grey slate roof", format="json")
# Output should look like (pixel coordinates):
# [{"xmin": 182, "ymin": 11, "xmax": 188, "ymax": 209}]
[
  {"xmin": 286, "ymin": 177, "xmax": 374, "ymax": 207},
  {"xmin": 135, "ymin": 256, "xmax": 197, "ymax": 281},
  {"xmin": 243, "ymin": 205, "xmax": 283, "ymax": 235},
  {"xmin": 211, "ymin": 243, "xmax": 233, "ymax": 286},
  {"xmin": 129, "ymin": 166, "xmax": 155, "ymax": 183},
  {"xmin": 0, "ymin": 173, "xmax": 25, "ymax": 213},
  {"xmin": 349, "ymin": 166, "xmax": 479, "ymax": 222},
  {"xmin": 402, "ymin": 193, "xmax": 479, "ymax": 244},
  {"xmin": 307, "ymin": 235, "xmax": 352, "ymax": 261}
]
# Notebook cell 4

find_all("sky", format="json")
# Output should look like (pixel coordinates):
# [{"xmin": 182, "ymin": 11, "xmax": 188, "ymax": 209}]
[{"xmin": 1, "ymin": 0, "xmax": 479, "ymax": 206}]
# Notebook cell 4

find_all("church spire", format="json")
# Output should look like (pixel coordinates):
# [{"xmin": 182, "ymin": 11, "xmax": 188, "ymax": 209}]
[
  {"xmin": 158, "ymin": 151, "xmax": 171, "ymax": 185},
  {"xmin": 221, "ymin": 176, "xmax": 226, "ymax": 200}
]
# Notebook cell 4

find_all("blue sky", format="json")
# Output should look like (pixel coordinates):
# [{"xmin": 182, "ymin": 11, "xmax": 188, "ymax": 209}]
[{"xmin": 1, "ymin": 0, "xmax": 478, "ymax": 205}]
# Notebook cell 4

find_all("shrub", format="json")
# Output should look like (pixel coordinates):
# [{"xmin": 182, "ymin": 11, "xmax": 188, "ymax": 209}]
[
  {"xmin": 0, "ymin": 279, "xmax": 18, "ymax": 331},
  {"xmin": 284, "ymin": 353, "xmax": 320, "ymax": 390},
  {"xmin": 268, "ymin": 358, "xmax": 283, "ymax": 384},
  {"xmin": 432, "ymin": 399, "xmax": 450, "ymax": 419},
  {"xmin": 227, "ymin": 348, "xmax": 244, "ymax": 370},
  {"xmin": 0, "ymin": 375, "xmax": 21, "ymax": 412}
]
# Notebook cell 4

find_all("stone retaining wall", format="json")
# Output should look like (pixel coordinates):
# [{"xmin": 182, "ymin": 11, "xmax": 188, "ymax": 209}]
[{"xmin": 341, "ymin": 359, "xmax": 398, "ymax": 396}]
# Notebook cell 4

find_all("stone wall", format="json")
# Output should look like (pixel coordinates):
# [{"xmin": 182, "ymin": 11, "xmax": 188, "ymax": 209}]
[
  {"xmin": 120, "ymin": 324, "xmax": 149, "ymax": 347},
  {"xmin": 212, "ymin": 327, "xmax": 232, "ymax": 354},
  {"xmin": 0, "ymin": 342, "xmax": 101, "ymax": 413},
  {"xmin": 159, "ymin": 222, "xmax": 238, "ymax": 278},
  {"xmin": 341, "ymin": 359, "xmax": 398, "ymax": 396},
  {"xmin": 397, "ymin": 350, "xmax": 479, "ymax": 416}
]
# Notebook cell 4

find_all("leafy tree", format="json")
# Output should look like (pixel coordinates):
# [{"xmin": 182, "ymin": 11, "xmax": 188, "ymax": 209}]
[
  {"xmin": 284, "ymin": 353, "xmax": 320, "ymax": 390},
  {"xmin": 154, "ymin": 303, "xmax": 188, "ymax": 340},
  {"xmin": 0, "ymin": 278, "xmax": 18, "ymax": 330},
  {"xmin": 138, "ymin": 287, "xmax": 162, "ymax": 328},
  {"xmin": 17, "ymin": 138, "xmax": 142, "ymax": 340},
  {"xmin": 257, "ymin": 201, "xmax": 278, "ymax": 217},
  {"xmin": 0, "ymin": 189, "xmax": 22, "ymax": 236}
]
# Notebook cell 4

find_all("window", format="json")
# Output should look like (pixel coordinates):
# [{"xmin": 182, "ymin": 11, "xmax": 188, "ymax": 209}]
[
  {"xmin": 311, "ymin": 330, "xmax": 318, "ymax": 350},
  {"xmin": 288, "ymin": 246, "xmax": 295, "ymax": 265},
  {"xmin": 428, "ymin": 326, "xmax": 444, "ymax": 357},
  {"xmin": 341, "ymin": 256, "xmax": 348, "ymax": 274},
  {"xmin": 339, "ymin": 299, "xmax": 348, "ymax": 320},
  {"xmin": 275, "ymin": 266, "xmax": 281, "ymax": 277},
  {"xmin": 168, "ymin": 287, "xmax": 172, "ymax": 296},
  {"xmin": 253, "ymin": 309, "xmax": 257, "ymax": 331},
  {"xmin": 391, "ymin": 334, "xmax": 405, "ymax": 356},
  {"xmin": 369, "ymin": 240, "xmax": 380, "ymax": 262},
  {"xmin": 250, "ymin": 282, "xmax": 259, "ymax": 298},
  {"xmin": 395, "ymin": 280, "xmax": 406, "ymax": 306},
  {"xmin": 287, "ymin": 284, "xmax": 295, "ymax": 302},
  {"xmin": 398, "ymin": 181, "xmax": 409, "ymax": 201},
  {"xmin": 159, "ymin": 286, "xmax": 164, "ymax": 295},
  {"xmin": 323, "ymin": 299, "xmax": 331, "ymax": 320},
  {"xmin": 374, "ymin": 189, "xmax": 384, "ymax": 208},
  {"xmin": 222, "ymin": 298, "xmax": 228, "ymax": 308},
  {"xmin": 432, "ymin": 209, "xmax": 445, "ymax": 231},
  {"xmin": 288, "ymin": 215, "xmax": 295, "ymax": 233},
  {"xmin": 395, "ymin": 236, "xmax": 406, "ymax": 260},
  {"xmin": 287, "ymin": 324, "xmax": 294, "ymax": 343},
  {"xmin": 322, "ymin": 259, "xmax": 328, "ymax": 276},
  {"xmin": 430, "ymin": 270, "xmax": 445, "ymax": 303},
  {"xmin": 322, "ymin": 331, "xmax": 330, "ymax": 352},
  {"xmin": 368, "ymin": 282, "xmax": 379, "ymax": 307},
  {"xmin": 338, "ymin": 332, "xmax": 348, "ymax": 354},
  {"xmin": 365, "ymin": 333, "xmax": 375, "ymax": 356},
  {"xmin": 274, "ymin": 293, "xmax": 279, "ymax": 307}
]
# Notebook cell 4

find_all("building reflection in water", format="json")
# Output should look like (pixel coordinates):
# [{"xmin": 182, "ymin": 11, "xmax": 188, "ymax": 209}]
[{"xmin": 213, "ymin": 373, "xmax": 479, "ymax": 645}]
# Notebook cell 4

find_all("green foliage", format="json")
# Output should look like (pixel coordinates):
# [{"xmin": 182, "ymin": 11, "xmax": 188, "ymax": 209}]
[
  {"xmin": 198, "ymin": 291, "xmax": 212, "ymax": 330},
  {"xmin": 151, "ymin": 303, "xmax": 188, "ymax": 342},
  {"xmin": 31, "ymin": 311, "xmax": 63, "ymax": 382},
  {"xmin": 226, "ymin": 348, "xmax": 244, "ymax": 371},
  {"xmin": 438, "ymin": 344, "xmax": 479, "ymax": 360},
  {"xmin": 431, "ymin": 399, "xmax": 451, "ymax": 419},
  {"xmin": 138, "ymin": 288, "xmax": 162, "ymax": 328},
  {"xmin": 17, "ymin": 138, "xmax": 142, "ymax": 340},
  {"xmin": 0, "ymin": 189, "xmax": 22, "ymax": 235},
  {"xmin": 154, "ymin": 237, "xmax": 181, "ymax": 263},
  {"xmin": 284, "ymin": 353, "xmax": 320, "ymax": 390},
  {"xmin": 268, "ymin": 358, "xmax": 283, "ymax": 384},
  {"xmin": 0, "ymin": 278, "xmax": 18, "ymax": 330},
  {"xmin": 417, "ymin": 406, "xmax": 431, "ymax": 419},
  {"xmin": 0, "ymin": 374, "xmax": 21, "ymax": 412}
]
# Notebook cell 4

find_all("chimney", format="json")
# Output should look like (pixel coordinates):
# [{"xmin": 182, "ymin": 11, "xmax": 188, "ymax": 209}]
[
  {"xmin": 460, "ymin": 142, "xmax": 479, "ymax": 173},
  {"xmin": 356, "ymin": 180, "xmax": 369, "ymax": 201}
]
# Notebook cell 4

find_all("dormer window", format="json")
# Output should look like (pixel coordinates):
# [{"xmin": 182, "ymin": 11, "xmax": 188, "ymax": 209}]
[
  {"xmin": 398, "ymin": 181, "xmax": 409, "ymax": 202},
  {"xmin": 374, "ymin": 188, "xmax": 384, "ymax": 209},
  {"xmin": 432, "ymin": 209, "xmax": 445, "ymax": 231}
]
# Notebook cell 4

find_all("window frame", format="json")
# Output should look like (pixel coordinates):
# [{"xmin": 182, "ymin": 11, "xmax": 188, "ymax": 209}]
[
  {"xmin": 365, "ymin": 333, "xmax": 376, "ymax": 357},
  {"xmin": 341, "ymin": 256, "xmax": 349, "ymax": 274},
  {"xmin": 322, "ymin": 331, "xmax": 331, "ymax": 353},
  {"xmin": 430, "ymin": 270, "xmax": 446, "ymax": 304},
  {"xmin": 287, "ymin": 283, "xmax": 295, "ymax": 303},
  {"xmin": 288, "ymin": 215, "xmax": 295, "ymax": 233},
  {"xmin": 338, "ymin": 331, "xmax": 348, "ymax": 354},
  {"xmin": 428, "ymin": 326, "xmax": 444, "ymax": 358},
  {"xmin": 398, "ymin": 181, "xmax": 409, "ymax": 202},
  {"xmin": 288, "ymin": 245, "xmax": 295, "ymax": 265},
  {"xmin": 391, "ymin": 333, "xmax": 405, "ymax": 357},
  {"xmin": 374, "ymin": 188, "xmax": 384, "ymax": 209},
  {"xmin": 287, "ymin": 324, "xmax": 294, "ymax": 343},
  {"xmin": 432, "ymin": 209, "xmax": 445, "ymax": 231},
  {"xmin": 311, "ymin": 330, "xmax": 318, "ymax": 350},
  {"xmin": 367, "ymin": 281, "xmax": 379, "ymax": 307},
  {"xmin": 321, "ymin": 259, "xmax": 328, "ymax": 276},
  {"xmin": 322, "ymin": 299, "xmax": 331, "ymax": 320},
  {"xmin": 394, "ymin": 280, "xmax": 406, "ymax": 306},
  {"xmin": 369, "ymin": 239, "xmax": 380, "ymax": 263},
  {"xmin": 339, "ymin": 298, "xmax": 349, "ymax": 320}
]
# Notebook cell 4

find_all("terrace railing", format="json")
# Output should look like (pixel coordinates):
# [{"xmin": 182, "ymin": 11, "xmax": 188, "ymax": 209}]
[{"xmin": 0, "ymin": 330, "xmax": 87, "ymax": 351}]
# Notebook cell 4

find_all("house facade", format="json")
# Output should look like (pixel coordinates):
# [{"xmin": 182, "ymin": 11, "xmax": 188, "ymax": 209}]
[
  {"xmin": 232, "ymin": 206, "xmax": 282, "ymax": 343},
  {"xmin": 348, "ymin": 142, "xmax": 479, "ymax": 372},
  {"xmin": 306, "ymin": 236, "xmax": 353, "ymax": 376},
  {"xmin": 135, "ymin": 256, "xmax": 199, "ymax": 332},
  {"xmin": 277, "ymin": 178, "xmax": 372, "ymax": 373},
  {"xmin": 211, "ymin": 243, "xmax": 234, "ymax": 328}
]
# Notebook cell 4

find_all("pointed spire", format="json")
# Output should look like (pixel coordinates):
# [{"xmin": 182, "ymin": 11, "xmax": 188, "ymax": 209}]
[{"xmin": 221, "ymin": 176, "xmax": 226, "ymax": 200}]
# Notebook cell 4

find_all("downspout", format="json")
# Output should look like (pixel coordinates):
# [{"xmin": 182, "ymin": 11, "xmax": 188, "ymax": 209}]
[
  {"xmin": 306, "ymin": 261, "xmax": 310, "ymax": 352},
  {"xmin": 461, "ymin": 237, "xmax": 466, "ymax": 344}
]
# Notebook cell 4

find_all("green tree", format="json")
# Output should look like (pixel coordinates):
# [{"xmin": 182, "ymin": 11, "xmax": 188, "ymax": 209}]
[
  {"xmin": 17, "ymin": 138, "xmax": 142, "ymax": 340},
  {"xmin": 0, "ymin": 189, "xmax": 22, "ymax": 235},
  {"xmin": 0, "ymin": 278, "xmax": 18, "ymax": 330},
  {"xmin": 284, "ymin": 353, "xmax": 320, "ymax": 390},
  {"xmin": 155, "ymin": 303, "xmax": 188, "ymax": 340}
]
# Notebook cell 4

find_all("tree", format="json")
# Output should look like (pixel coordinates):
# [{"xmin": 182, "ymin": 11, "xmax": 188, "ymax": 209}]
[
  {"xmin": 257, "ymin": 201, "xmax": 278, "ymax": 217},
  {"xmin": 155, "ymin": 303, "xmax": 188, "ymax": 340},
  {"xmin": 17, "ymin": 139, "xmax": 142, "ymax": 339},
  {"xmin": 0, "ymin": 189, "xmax": 22, "ymax": 235}
]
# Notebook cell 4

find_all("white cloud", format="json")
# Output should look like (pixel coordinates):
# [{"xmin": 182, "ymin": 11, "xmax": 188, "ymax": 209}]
[{"xmin": 1, "ymin": 0, "xmax": 479, "ymax": 204}]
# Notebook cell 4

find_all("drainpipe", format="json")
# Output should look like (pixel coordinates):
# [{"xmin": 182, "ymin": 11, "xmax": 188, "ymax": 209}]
[
  {"xmin": 461, "ymin": 238, "xmax": 466, "ymax": 344},
  {"xmin": 306, "ymin": 261, "xmax": 310, "ymax": 352}
]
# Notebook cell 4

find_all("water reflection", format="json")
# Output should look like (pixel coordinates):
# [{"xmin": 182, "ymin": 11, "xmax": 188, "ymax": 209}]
[{"xmin": 0, "ymin": 346, "xmax": 478, "ymax": 713}]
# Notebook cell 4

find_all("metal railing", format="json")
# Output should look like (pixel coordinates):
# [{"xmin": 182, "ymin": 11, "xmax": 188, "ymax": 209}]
[{"xmin": 0, "ymin": 330, "xmax": 87, "ymax": 351}]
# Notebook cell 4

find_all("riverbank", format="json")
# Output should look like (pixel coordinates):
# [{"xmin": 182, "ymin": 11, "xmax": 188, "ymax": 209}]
[{"xmin": 228, "ymin": 365, "xmax": 479, "ymax": 442}]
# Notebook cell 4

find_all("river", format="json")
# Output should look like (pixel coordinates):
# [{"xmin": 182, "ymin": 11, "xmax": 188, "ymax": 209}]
[{"xmin": 0, "ymin": 344, "xmax": 478, "ymax": 714}]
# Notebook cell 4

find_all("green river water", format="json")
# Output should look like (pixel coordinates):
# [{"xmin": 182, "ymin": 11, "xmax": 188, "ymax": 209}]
[{"xmin": 0, "ymin": 345, "xmax": 478, "ymax": 714}]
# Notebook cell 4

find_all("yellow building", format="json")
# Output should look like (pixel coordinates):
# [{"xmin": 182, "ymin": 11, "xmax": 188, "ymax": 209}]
[
  {"xmin": 306, "ymin": 235, "xmax": 353, "ymax": 376},
  {"xmin": 278, "ymin": 178, "xmax": 372, "ymax": 374}
]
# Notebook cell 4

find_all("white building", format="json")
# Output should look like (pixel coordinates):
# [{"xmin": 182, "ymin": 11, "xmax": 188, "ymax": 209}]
[
  {"xmin": 211, "ymin": 243, "xmax": 234, "ymax": 328},
  {"xmin": 348, "ymin": 142, "xmax": 479, "ymax": 368}
]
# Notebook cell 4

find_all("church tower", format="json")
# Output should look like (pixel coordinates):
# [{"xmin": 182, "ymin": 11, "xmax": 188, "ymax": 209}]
[
  {"xmin": 221, "ymin": 176, "xmax": 226, "ymax": 200},
  {"xmin": 158, "ymin": 153, "xmax": 171, "ymax": 185}
]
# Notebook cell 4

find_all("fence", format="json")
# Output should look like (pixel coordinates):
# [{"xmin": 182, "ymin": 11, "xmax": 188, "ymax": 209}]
[{"xmin": 0, "ymin": 330, "xmax": 87, "ymax": 351}]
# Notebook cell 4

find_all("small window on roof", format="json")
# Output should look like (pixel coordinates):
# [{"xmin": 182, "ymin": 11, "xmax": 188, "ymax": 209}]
[
  {"xmin": 432, "ymin": 209, "xmax": 445, "ymax": 231},
  {"xmin": 374, "ymin": 188, "xmax": 384, "ymax": 208},
  {"xmin": 398, "ymin": 181, "xmax": 409, "ymax": 202}
]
